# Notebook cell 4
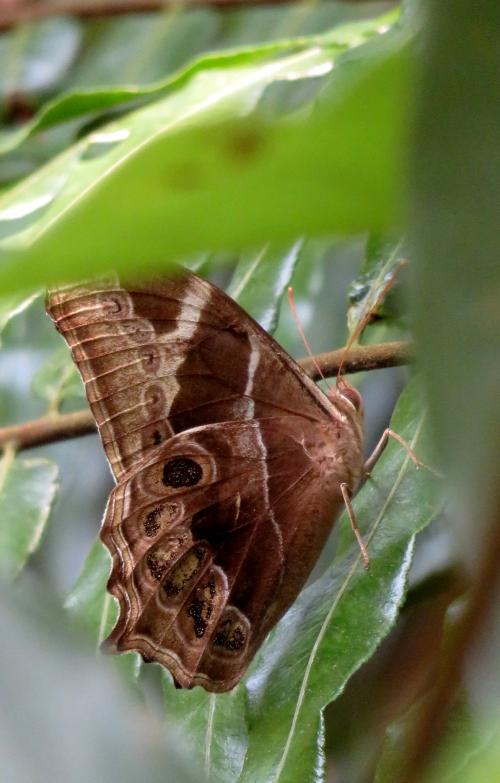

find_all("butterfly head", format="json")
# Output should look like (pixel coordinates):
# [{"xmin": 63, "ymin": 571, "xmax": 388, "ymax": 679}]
[{"xmin": 329, "ymin": 376, "xmax": 364, "ymax": 417}]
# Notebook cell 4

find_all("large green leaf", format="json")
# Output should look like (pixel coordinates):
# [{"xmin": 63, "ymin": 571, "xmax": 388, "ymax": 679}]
[
  {"xmin": 0, "ymin": 14, "xmax": 396, "ymax": 155},
  {"xmin": 238, "ymin": 379, "xmax": 442, "ymax": 782},
  {"xmin": 0, "ymin": 22, "xmax": 411, "ymax": 295},
  {"xmin": 403, "ymin": 0, "xmax": 500, "ymax": 777},
  {"xmin": 411, "ymin": 0, "xmax": 500, "ymax": 547},
  {"xmin": 0, "ymin": 446, "xmax": 58, "ymax": 579}
]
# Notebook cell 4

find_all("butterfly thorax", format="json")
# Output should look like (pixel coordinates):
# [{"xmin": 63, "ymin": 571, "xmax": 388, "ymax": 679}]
[{"xmin": 319, "ymin": 382, "xmax": 365, "ymax": 492}]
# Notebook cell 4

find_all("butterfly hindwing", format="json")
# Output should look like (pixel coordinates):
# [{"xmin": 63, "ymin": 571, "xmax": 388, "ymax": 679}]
[{"xmin": 101, "ymin": 419, "xmax": 344, "ymax": 691}]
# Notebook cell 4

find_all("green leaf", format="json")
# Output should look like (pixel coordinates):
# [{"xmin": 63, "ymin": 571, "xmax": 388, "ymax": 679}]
[
  {"xmin": 346, "ymin": 234, "xmax": 408, "ymax": 341},
  {"xmin": 227, "ymin": 240, "xmax": 302, "ymax": 332},
  {"xmin": 65, "ymin": 538, "xmax": 141, "ymax": 683},
  {"xmin": 163, "ymin": 676, "xmax": 249, "ymax": 783},
  {"xmin": 0, "ymin": 13, "xmax": 396, "ymax": 155},
  {"xmin": 31, "ymin": 345, "xmax": 84, "ymax": 408},
  {"xmin": 0, "ymin": 291, "xmax": 39, "ymax": 345},
  {"xmin": 0, "ymin": 446, "xmax": 58, "ymax": 579},
  {"xmin": 238, "ymin": 379, "xmax": 442, "ymax": 782},
  {"xmin": 0, "ymin": 24, "xmax": 411, "ymax": 295},
  {"xmin": 411, "ymin": 0, "xmax": 500, "ymax": 537}
]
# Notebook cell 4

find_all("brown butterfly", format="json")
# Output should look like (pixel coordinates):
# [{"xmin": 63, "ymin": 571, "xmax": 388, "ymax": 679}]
[{"xmin": 46, "ymin": 268, "xmax": 405, "ymax": 692}]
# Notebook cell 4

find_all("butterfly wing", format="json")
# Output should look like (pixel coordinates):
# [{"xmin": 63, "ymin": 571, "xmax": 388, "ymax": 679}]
[
  {"xmin": 101, "ymin": 417, "xmax": 347, "ymax": 691},
  {"xmin": 47, "ymin": 269, "xmax": 336, "ymax": 481},
  {"xmin": 47, "ymin": 269, "xmax": 363, "ymax": 691}
]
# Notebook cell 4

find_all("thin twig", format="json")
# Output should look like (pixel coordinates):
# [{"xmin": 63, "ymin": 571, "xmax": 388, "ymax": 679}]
[
  {"xmin": 0, "ymin": 410, "xmax": 96, "ymax": 451},
  {"xmin": 0, "ymin": 0, "xmax": 363, "ymax": 31},
  {"xmin": 0, "ymin": 340, "xmax": 410, "ymax": 453},
  {"xmin": 299, "ymin": 340, "xmax": 411, "ymax": 381}
]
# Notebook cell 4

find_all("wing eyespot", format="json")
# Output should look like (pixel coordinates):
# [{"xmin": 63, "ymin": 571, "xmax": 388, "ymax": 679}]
[
  {"xmin": 162, "ymin": 544, "xmax": 207, "ymax": 597},
  {"xmin": 143, "ymin": 503, "xmax": 180, "ymax": 537},
  {"xmin": 162, "ymin": 457, "xmax": 202, "ymax": 488}
]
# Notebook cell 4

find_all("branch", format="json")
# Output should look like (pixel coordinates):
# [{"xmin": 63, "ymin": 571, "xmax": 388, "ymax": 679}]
[
  {"xmin": 0, "ymin": 0, "xmax": 384, "ymax": 32},
  {"xmin": 0, "ymin": 340, "xmax": 411, "ymax": 453},
  {"xmin": 299, "ymin": 340, "xmax": 411, "ymax": 381}
]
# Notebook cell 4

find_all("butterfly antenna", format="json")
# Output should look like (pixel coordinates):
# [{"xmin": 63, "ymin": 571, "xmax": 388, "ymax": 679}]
[
  {"xmin": 337, "ymin": 260, "xmax": 407, "ymax": 384},
  {"xmin": 288, "ymin": 286, "xmax": 330, "ymax": 387}
]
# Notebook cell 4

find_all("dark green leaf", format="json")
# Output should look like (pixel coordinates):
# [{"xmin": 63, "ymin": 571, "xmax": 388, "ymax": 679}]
[
  {"xmin": 0, "ymin": 18, "xmax": 81, "ymax": 99},
  {"xmin": 227, "ymin": 240, "xmax": 303, "ymax": 332},
  {"xmin": 163, "ymin": 676, "xmax": 249, "ymax": 783},
  {"xmin": 346, "ymin": 234, "xmax": 408, "ymax": 342}
]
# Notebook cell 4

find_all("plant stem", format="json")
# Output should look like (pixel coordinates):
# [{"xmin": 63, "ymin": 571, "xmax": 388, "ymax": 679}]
[{"xmin": 0, "ymin": 340, "xmax": 410, "ymax": 453}]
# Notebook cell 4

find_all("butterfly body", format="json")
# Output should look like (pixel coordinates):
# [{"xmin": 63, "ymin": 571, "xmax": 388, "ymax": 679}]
[{"xmin": 47, "ymin": 270, "xmax": 364, "ymax": 692}]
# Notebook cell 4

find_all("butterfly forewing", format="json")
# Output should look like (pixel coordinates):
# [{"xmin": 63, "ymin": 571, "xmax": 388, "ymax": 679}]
[{"xmin": 46, "ymin": 269, "xmax": 364, "ymax": 691}]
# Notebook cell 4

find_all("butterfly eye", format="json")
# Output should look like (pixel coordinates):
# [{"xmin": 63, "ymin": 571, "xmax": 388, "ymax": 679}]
[{"xmin": 334, "ymin": 381, "xmax": 363, "ymax": 412}]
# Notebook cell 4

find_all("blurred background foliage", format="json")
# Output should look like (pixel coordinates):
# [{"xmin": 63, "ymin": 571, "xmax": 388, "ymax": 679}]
[{"xmin": 0, "ymin": 1, "xmax": 499, "ymax": 782}]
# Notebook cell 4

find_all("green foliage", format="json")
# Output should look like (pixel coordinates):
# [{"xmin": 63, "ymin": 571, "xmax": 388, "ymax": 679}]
[{"xmin": 0, "ymin": 15, "xmax": 410, "ymax": 293}]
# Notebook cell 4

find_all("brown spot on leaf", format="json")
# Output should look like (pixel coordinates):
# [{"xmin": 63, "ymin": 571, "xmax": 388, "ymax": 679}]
[
  {"xmin": 226, "ymin": 128, "xmax": 263, "ymax": 161},
  {"xmin": 163, "ymin": 457, "xmax": 202, "ymax": 488}
]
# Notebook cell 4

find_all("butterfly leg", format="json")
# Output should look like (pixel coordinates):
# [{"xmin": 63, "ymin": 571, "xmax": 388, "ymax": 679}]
[
  {"xmin": 363, "ymin": 428, "xmax": 441, "ymax": 478},
  {"xmin": 340, "ymin": 483, "xmax": 370, "ymax": 570}
]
